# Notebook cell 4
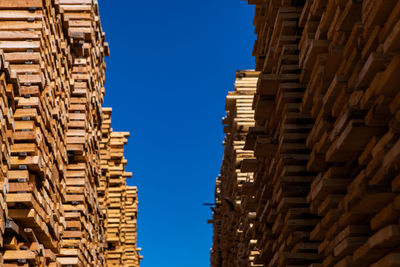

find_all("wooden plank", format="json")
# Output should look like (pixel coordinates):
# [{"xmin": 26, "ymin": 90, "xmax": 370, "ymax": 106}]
[{"xmin": 0, "ymin": 0, "xmax": 42, "ymax": 8}]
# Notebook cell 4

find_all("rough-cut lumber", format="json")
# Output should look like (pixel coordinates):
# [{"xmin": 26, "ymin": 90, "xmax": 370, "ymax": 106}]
[
  {"xmin": 100, "ymin": 109, "xmax": 141, "ymax": 266},
  {"xmin": 211, "ymin": 0, "xmax": 400, "ymax": 266},
  {"xmin": 210, "ymin": 70, "xmax": 259, "ymax": 266},
  {"xmin": 0, "ymin": 0, "xmax": 141, "ymax": 266}
]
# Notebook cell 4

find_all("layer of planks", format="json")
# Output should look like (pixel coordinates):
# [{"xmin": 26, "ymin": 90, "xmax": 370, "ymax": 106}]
[
  {"xmin": 100, "ymin": 109, "xmax": 141, "ymax": 266},
  {"xmin": 211, "ymin": 0, "xmax": 400, "ymax": 266},
  {"xmin": 210, "ymin": 70, "xmax": 259, "ymax": 266},
  {"xmin": 0, "ymin": 0, "xmax": 141, "ymax": 266}
]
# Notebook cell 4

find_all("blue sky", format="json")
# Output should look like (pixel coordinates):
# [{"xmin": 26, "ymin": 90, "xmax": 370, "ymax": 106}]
[{"xmin": 99, "ymin": 1, "xmax": 255, "ymax": 266}]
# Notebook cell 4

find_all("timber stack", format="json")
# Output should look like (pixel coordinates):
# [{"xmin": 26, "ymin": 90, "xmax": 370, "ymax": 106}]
[
  {"xmin": 211, "ymin": 0, "xmax": 400, "ymax": 266},
  {"xmin": 210, "ymin": 70, "xmax": 259, "ymax": 266},
  {"xmin": 100, "ymin": 108, "xmax": 141, "ymax": 266},
  {"xmin": 0, "ymin": 0, "xmax": 141, "ymax": 266}
]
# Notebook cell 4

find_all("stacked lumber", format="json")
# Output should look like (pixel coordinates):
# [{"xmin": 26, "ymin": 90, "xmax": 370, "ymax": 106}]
[
  {"xmin": 100, "ymin": 108, "xmax": 141, "ymax": 266},
  {"xmin": 0, "ymin": 0, "xmax": 77, "ymax": 265},
  {"xmin": 298, "ymin": 0, "xmax": 400, "ymax": 266},
  {"xmin": 239, "ymin": 2, "xmax": 320, "ymax": 266},
  {"xmin": 212, "ymin": 0, "xmax": 400, "ymax": 266},
  {"xmin": 122, "ymin": 186, "xmax": 141, "ymax": 266},
  {"xmin": 0, "ymin": 0, "xmax": 141, "ymax": 266},
  {"xmin": 210, "ymin": 70, "xmax": 260, "ymax": 267},
  {"xmin": 58, "ymin": 1, "xmax": 108, "ymax": 265}
]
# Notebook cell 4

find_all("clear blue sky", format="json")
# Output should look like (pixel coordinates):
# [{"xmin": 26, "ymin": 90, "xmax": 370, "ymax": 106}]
[{"xmin": 99, "ymin": 1, "xmax": 255, "ymax": 266}]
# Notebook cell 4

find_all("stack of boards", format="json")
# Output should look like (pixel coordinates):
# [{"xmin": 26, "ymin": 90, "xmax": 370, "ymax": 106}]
[
  {"xmin": 211, "ymin": 0, "xmax": 400, "ymax": 267},
  {"xmin": 100, "ymin": 109, "xmax": 141, "ymax": 266},
  {"xmin": 0, "ymin": 0, "xmax": 141, "ymax": 266},
  {"xmin": 210, "ymin": 70, "xmax": 259, "ymax": 267}
]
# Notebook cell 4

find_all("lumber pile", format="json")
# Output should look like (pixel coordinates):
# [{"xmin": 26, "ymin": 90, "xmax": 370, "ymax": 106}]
[
  {"xmin": 210, "ymin": 70, "xmax": 259, "ymax": 266},
  {"xmin": 212, "ymin": 0, "xmax": 400, "ymax": 266},
  {"xmin": 122, "ymin": 186, "xmax": 141, "ymax": 266},
  {"xmin": 0, "ymin": 0, "xmax": 141, "ymax": 266},
  {"xmin": 100, "ymin": 108, "xmax": 141, "ymax": 266}
]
